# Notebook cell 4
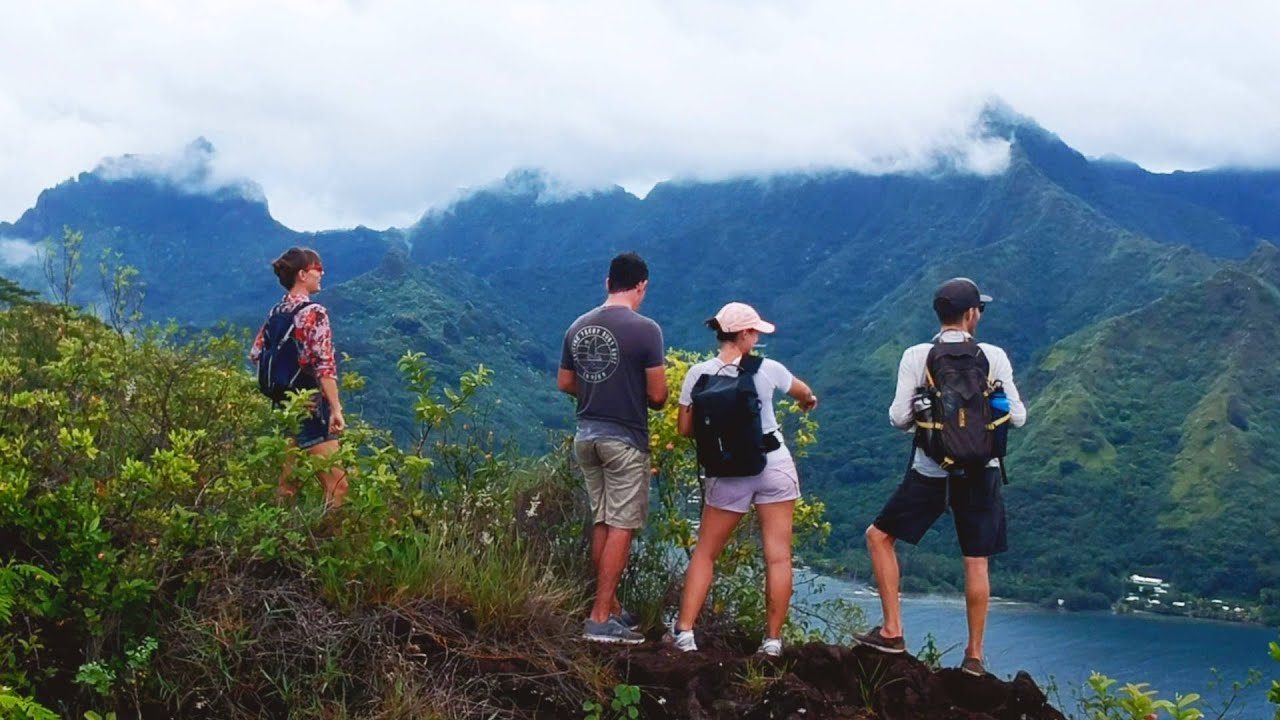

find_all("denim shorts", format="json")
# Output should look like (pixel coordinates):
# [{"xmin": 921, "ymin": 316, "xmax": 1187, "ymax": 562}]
[
  {"xmin": 704, "ymin": 453, "xmax": 800, "ymax": 514},
  {"xmin": 295, "ymin": 395, "xmax": 336, "ymax": 450},
  {"xmin": 872, "ymin": 466, "xmax": 1007, "ymax": 557}
]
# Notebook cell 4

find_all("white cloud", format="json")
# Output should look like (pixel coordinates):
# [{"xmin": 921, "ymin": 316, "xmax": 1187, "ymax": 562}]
[
  {"xmin": 94, "ymin": 138, "xmax": 266, "ymax": 202},
  {"xmin": 1, "ymin": 1, "xmax": 1279, "ymax": 231},
  {"xmin": 0, "ymin": 238, "xmax": 40, "ymax": 266}
]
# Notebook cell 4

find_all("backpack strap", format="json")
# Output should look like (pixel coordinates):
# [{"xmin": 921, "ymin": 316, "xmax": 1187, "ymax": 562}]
[
  {"xmin": 739, "ymin": 354, "xmax": 764, "ymax": 375},
  {"xmin": 708, "ymin": 353, "xmax": 764, "ymax": 377},
  {"xmin": 264, "ymin": 301, "xmax": 316, "ymax": 344}
]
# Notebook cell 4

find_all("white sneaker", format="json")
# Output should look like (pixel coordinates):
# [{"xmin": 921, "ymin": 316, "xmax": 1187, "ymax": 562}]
[
  {"xmin": 758, "ymin": 637, "xmax": 782, "ymax": 657},
  {"xmin": 670, "ymin": 624, "xmax": 697, "ymax": 652}
]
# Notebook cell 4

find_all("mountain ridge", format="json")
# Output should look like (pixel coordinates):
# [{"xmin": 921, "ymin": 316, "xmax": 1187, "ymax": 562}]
[{"xmin": 2, "ymin": 108, "xmax": 1278, "ymax": 610}]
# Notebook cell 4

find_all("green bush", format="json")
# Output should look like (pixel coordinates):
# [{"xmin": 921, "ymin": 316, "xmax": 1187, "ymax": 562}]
[
  {"xmin": 0, "ymin": 303, "xmax": 600, "ymax": 717},
  {"xmin": 1269, "ymin": 635, "xmax": 1279, "ymax": 719},
  {"xmin": 0, "ymin": 302, "xmax": 849, "ymax": 717},
  {"xmin": 1078, "ymin": 672, "xmax": 1203, "ymax": 720}
]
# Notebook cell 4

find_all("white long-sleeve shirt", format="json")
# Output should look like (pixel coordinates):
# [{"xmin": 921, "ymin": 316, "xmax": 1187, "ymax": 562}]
[{"xmin": 889, "ymin": 329, "xmax": 1027, "ymax": 477}]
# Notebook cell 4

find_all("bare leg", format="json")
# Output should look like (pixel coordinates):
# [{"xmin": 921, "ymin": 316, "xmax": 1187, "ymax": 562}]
[
  {"xmin": 676, "ymin": 506, "xmax": 745, "ymax": 631},
  {"xmin": 591, "ymin": 522, "xmax": 608, "ymax": 569},
  {"xmin": 865, "ymin": 524, "xmax": 904, "ymax": 638},
  {"xmin": 306, "ymin": 439, "xmax": 348, "ymax": 510},
  {"xmin": 590, "ymin": 525, "xmax": 635, "ymax": 624},
  {"xmin": 589, "ymin": 523, "xmax": 626, "ymax": 616},
  {"xmin": 757, "ymin": 500, "xmax": 795, "ymax": 639},
  {"xmin": 278, "ymin": 439, "xmax": 299, "ymax": 501},
  {"xmin": 962, "ymin": 556, "xmax": 989, "ymax": 659}
]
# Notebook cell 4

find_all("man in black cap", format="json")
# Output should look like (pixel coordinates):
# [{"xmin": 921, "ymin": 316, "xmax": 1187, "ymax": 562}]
[{"xmin": 854, "ymin": 277, "xmax": 1026, "ymax": 676}]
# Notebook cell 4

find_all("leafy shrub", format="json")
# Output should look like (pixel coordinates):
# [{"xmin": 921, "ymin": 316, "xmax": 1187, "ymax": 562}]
[
  {"xmin": 0, "ymin": 303, "xmax": 598, "ymax": 717},
  {"xmin": 1078, "ymin": 672, "xmax": 1203, "ymax": 720},
  {"xmin": 0, "ymin": 302, "xmax": 850, "ymax": 717},
  {"xmin": 1269, "ymin": 635, "xmax": 1279, "ymax": 719}
]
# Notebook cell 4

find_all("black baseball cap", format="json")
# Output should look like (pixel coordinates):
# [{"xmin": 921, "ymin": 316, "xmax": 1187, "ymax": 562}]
[{"xmin": 933, "ymin": 277, "xmax": 992, "ymax": 315}]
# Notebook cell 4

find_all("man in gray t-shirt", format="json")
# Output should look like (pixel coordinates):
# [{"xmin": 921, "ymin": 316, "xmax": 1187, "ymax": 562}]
[{"xmin": 557, "ymin": 252, "xmax": 667, "ymax": 644}]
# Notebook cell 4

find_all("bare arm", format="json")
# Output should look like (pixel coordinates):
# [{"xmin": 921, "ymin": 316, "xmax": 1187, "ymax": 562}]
[
  {"xmin": 645, "ymin": 365, "xmax": 668, "ymax": 410},
  {"xmin": 787, "ymin": 378, "xmax": 818, "ymax": 411},
  {"xmin": 677, "ymin": 404, "xmax": 694, "ymax": 437},
  {"xmin": 557, "ymin": 368, "xmax": 578, "ymax": 397},
  {"xmin": 318, "ymin": 376, "xmax": 345, "ymax": 433}
]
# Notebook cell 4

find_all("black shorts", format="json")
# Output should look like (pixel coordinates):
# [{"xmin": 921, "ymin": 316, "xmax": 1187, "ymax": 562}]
[{"xmin": 872, "ymin": 466, "xmax": 1007, "ymax": 557}]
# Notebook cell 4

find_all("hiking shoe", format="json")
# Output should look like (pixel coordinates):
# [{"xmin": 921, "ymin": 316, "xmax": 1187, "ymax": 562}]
[
  {"xmin": 758, "ymin": 637, "xmax": 783, "ymax": 657},
  {"xmin": 583, "ymin": 617, "xmax": 644, "ymax": 645},
  {"xmin": 667, "ymin": 623, "xmax": 697, "ymax": 652},
  {"xmin": 960, "ymin": 656, "xmax": 986, "ymax": 676},
  {"xmin": 853, "ymin": 626, "xmax": 906, "ymax": 653},
  {"xmin": 613, "ymin": 608, "xmax": 640, "ymax": 630}
]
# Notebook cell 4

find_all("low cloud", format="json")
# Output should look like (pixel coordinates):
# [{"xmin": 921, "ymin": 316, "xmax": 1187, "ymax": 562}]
[
  {"xmin": 94, "ymin": 138, "xmax": 266, "ymax": 203},
  {"xmin": 1, "ymin": 1, "xmax": 1278, "ymax": 231},
  {"xmin": 0, "ymin": 237, "xmax": 39, "ymax": 267}
]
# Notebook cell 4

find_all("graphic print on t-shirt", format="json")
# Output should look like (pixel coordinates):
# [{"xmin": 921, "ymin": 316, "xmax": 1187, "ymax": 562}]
[{"xmin": 571, "ymin": 325, "xmax": 620, "ymax": 383}]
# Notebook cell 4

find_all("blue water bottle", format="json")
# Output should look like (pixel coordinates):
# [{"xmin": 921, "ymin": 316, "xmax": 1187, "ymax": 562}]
[{"xmin": 990, "ymin": 384, "xmax": 1010, "ymax": 457}]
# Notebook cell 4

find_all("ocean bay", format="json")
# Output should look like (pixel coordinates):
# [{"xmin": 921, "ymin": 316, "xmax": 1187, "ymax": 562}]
[{"xmin": 804, "ymin": 571, "xmax": 1277, "ymax": 717}]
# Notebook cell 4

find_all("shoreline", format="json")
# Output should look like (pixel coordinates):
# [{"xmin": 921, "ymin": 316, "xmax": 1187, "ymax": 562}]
[{"xmin": 804, "ymin": 571, "xmax": 1272, "ymax": 630}]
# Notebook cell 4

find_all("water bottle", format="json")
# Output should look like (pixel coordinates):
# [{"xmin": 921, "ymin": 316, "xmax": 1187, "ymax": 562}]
[
  {"xmin": 912, "ymin": 394, "xmax": 932, "ymax": 417},
  {"xmin": 989, "ymin": 385, "xmax": 1010, "ymax": 457}
]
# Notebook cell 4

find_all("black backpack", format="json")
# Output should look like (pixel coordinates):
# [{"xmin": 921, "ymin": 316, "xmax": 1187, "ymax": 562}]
[
  {"xmin": 691, "ymin": 355, "xmax": 768, "ymax": 478},
  {"xmin": 914, "ymin": 340, "xmax": 1009, "ymax": 471},
  {"xmin": 256, "ymin": 302, "xmax": 317, "ymax": 403}
]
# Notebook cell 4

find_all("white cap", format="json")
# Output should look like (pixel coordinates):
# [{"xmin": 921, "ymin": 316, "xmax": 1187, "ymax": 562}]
[{"xmin": 710, "ymin": 302, "xmax": 776, "ymax": 334}]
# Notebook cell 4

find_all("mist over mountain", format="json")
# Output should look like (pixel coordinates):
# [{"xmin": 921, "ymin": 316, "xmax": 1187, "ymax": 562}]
[
  {"xmin": 2, "ymin": 106, "xmax": 1277, "ymax": 611},
  {"xmin": 0, "ymin": 139, "xmax": 399, "ymax": 326}
]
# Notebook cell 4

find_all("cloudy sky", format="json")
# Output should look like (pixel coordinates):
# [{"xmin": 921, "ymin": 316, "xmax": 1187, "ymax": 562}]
[{"xmin": 2, "ymin": 1, "xmax": 1279, "ymax": 231}]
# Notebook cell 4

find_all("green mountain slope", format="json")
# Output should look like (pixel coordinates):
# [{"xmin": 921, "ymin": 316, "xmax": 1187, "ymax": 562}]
[
  {"xmin": 0, "ymin": 143, "xmax": 398, "ymax": 325},
  {"xmin": 796, "ymin": 147, "xmax": 1220, "ymax": 587},
  {"xmin": 4, "ymin": 108, "xmax": 1280, "ymax": 605},
  {"xmin": 1004, "ymin": 243, "xmax": 1280, "ymax": 601},
  {"xmin": 320, "ymin": 255, "xmax": 568, "ymax": 445}
]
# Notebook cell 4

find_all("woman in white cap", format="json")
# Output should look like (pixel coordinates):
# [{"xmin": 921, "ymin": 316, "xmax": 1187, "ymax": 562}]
[{"xmin": 670, "ymin": 302, "xmax": 818, "ymax": 656}]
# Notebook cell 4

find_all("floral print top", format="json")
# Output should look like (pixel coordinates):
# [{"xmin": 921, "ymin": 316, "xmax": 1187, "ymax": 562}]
[{"xmin": 249, "ymin": 293, "xmax": 337, "ymax": 379}]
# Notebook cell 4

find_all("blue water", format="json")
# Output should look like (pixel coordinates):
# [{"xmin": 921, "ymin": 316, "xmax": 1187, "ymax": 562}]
[{"xmin": 801, "ymin": 573, "xmax": 1278, "ymax": 717}]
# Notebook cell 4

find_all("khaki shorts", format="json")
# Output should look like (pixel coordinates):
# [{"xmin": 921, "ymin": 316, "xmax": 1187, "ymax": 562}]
[{"xmin": 574, "ymin": 438, "xmax": 650, "ymax": 530}]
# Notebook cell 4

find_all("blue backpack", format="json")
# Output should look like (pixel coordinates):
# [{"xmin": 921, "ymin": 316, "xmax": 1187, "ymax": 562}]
[{"xmin": 256, "ymin": 302, "xmax": 317, "ymax": 404}]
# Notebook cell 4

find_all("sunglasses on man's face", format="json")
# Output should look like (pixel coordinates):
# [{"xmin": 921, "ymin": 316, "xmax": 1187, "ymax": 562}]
[{"xmin": 978, "ymin": 302, "xmax": 986, "ymax": 312}]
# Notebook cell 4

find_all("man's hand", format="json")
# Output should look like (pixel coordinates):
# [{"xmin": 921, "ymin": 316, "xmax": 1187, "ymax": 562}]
[
  {"xmin": 329, "ymin": 407, "xmax": 346, "ymax": 434},
  {"xmin": 799, "ymin": 393, "xmax": 818, "ymax": 412}
]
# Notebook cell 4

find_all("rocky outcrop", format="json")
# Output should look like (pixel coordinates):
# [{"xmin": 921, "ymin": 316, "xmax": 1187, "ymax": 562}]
[{"xmin": 598, "ymin": 640, "xmax": 1066, "ymax": 720}]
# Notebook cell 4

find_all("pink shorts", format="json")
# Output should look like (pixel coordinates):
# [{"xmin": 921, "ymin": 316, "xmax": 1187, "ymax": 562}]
[{"xmin": 704, "ymin": 454, "xmax": 800, "ymax": 513}]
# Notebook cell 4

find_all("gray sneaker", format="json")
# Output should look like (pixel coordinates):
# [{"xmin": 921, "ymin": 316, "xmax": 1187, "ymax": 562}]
[
  {"xmin": 960, "ymin": 656, "xmax": 986, "ymax": 676},
  {"xmin": 853, "ymin": 626, "xmax": 906, "ymax": 653},
  {"xmin": 584, "ymin": 617, "xmax": 644, "ymax": 645},
  {"xmin": 613, "ymin": 608, "xmax": 640, "ymax": 631}
]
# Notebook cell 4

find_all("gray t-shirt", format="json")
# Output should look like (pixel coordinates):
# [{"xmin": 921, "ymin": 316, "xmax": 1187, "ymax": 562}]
[{"xmin": 561, "ymin": 305, "xmax": 665, "ymax": 451}]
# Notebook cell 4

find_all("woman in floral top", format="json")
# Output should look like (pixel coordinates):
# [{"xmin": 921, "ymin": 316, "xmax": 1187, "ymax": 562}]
[{"xmin": 250, "ymin": 246, "xmax": 348, "ymax": 509}]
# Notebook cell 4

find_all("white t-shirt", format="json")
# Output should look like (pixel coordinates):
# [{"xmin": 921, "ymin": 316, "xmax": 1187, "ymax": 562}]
[
  {"xmin": 679, "ymin": 356, "xmax": 795, "ymax": 462},
  {"xmin": 888, "ymin": 329, "xmax": 1027, "ymax": 477}
]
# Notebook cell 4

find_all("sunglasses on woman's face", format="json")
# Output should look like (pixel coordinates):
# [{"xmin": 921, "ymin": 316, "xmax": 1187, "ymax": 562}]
[{"xmin": 306, "ymin": 264, "xmax": 324, "ymax": 274}]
